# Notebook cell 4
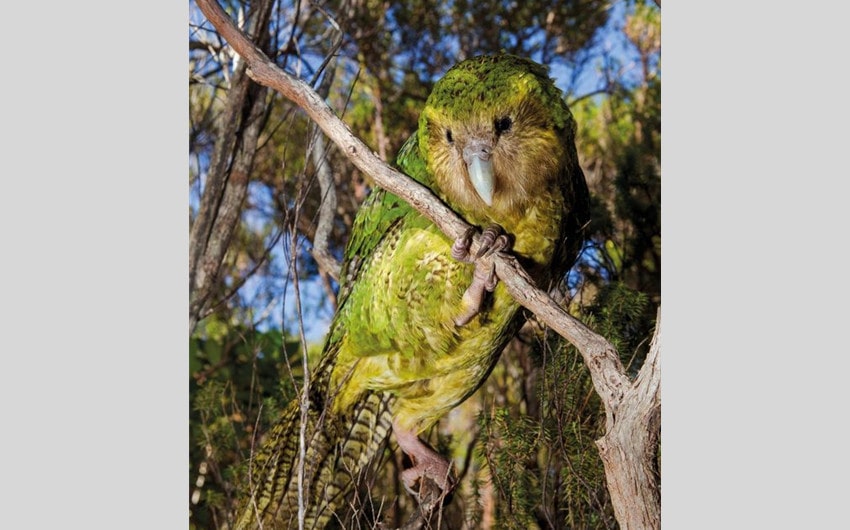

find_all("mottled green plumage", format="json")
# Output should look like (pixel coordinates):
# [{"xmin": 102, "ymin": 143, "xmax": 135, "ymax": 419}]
[{"xmin": 234, "ymin": 54, "xmax": 590, "ymax": 529}]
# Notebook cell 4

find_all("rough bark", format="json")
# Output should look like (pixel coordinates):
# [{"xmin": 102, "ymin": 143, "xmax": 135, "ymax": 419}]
[
  {"xmin": 195, "ymin": 1, "xmax": 661, "ymax": 527},
  {"xmin": 189, "ymin": 0, "xmax": 275, "ymax": 334},
  {"xmin": 596, "ymin": 310, "xmax": 661, "ymax": 530}
]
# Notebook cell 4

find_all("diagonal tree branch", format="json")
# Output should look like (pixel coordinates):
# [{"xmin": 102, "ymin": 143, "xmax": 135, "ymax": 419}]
[{"xmin": 195, "ymin": 1, "xmax": 660, "ymax": 528}]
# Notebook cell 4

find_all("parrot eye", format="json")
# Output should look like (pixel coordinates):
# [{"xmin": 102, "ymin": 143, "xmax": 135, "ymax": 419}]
[
  {"xmin": 446, "ymin": 129, "xmax": 453, "ymax": 143},
  {"xmin": 494, "ymin": 116, "xmax": 512, "ymax": 135}
]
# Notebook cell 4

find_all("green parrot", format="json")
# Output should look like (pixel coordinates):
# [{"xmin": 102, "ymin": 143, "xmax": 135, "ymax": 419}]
[{"xmin": 233, "ymin": 54, "xmax": 590, "ymax": 529}]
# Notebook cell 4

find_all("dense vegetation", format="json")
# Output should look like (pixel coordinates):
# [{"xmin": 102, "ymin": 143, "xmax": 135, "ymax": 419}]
[{"xmin": 189, "ymin": 1, "xmax": 660, "ymax": 528}]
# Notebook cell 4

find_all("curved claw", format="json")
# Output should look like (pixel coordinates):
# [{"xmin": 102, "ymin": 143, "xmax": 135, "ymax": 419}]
[
  {"xmin": 451, "ymin": 227, "xmax": 477, "ymax": 262},
  {"xmin": 452, "ymin": 225, "xmax": 512, "ymax": 263},
  {"xmin": 474, "ymin": 224, "xmax": 512, "ymax": 259},
  {"xmin": 482, "ymin": 262, "xmax": 498, "ymax": 291}
]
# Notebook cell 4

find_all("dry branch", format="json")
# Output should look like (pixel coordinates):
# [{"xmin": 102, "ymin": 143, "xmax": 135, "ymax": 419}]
[
  {"xmin": 189, "ymin": 0, "xmax": 276, "ymax": 334},
  {"xmin": 195, "ymin": 1, "xmax": 661, "ymax": 528}
]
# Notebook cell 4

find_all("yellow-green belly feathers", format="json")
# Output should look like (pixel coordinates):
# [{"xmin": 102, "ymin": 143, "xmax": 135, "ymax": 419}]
[{"xmin": 332, "ymin": 227, "xmax": 508, "ymax": 433}]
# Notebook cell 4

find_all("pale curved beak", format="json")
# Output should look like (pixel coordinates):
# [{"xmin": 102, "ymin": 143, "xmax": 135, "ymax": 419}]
[{"xmin": 463, "ymin": 142, "xmax": 494, "ymax": 206}]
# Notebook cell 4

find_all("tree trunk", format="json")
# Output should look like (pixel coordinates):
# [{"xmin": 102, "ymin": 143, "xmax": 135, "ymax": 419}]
[
  {"xmin": 188, "ymin": 0, "xmax": 275, "ymax": 334},
  {"xmin": 596, "ymin": 311, "xmax": 661, "ymax": 530}
]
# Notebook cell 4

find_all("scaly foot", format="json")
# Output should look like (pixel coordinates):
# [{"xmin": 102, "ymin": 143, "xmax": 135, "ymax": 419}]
[
  {"xmin": 451, "ymin": 225, "xmax": 512, "ymax": 326},
  {"xmin": 393, "ymin": 419, "xmax": 456, "ymax": 496}
]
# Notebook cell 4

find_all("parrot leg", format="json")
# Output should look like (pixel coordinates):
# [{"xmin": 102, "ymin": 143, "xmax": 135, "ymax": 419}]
[
  {"xmin": 393, "ymin": 419, "xmax": 455, "ymax": 496},
  {"xmin": 451, "ymin": 225, "xmax": 512, "ymax": 326}
]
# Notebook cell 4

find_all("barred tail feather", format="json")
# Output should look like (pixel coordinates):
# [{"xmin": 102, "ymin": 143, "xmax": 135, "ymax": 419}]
[
  {"xmin": 310, "ymin": 391, "xmax": 395, "ymax": 528},
  {"xmin": 233, "ymin": 382, "xmax": 394, "ymax": 529}
]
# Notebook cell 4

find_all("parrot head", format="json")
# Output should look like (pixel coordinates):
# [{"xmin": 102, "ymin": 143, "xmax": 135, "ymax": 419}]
[{"xmin": 417, "ymin": 54, "xmax": 576, "ymax": 219}]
